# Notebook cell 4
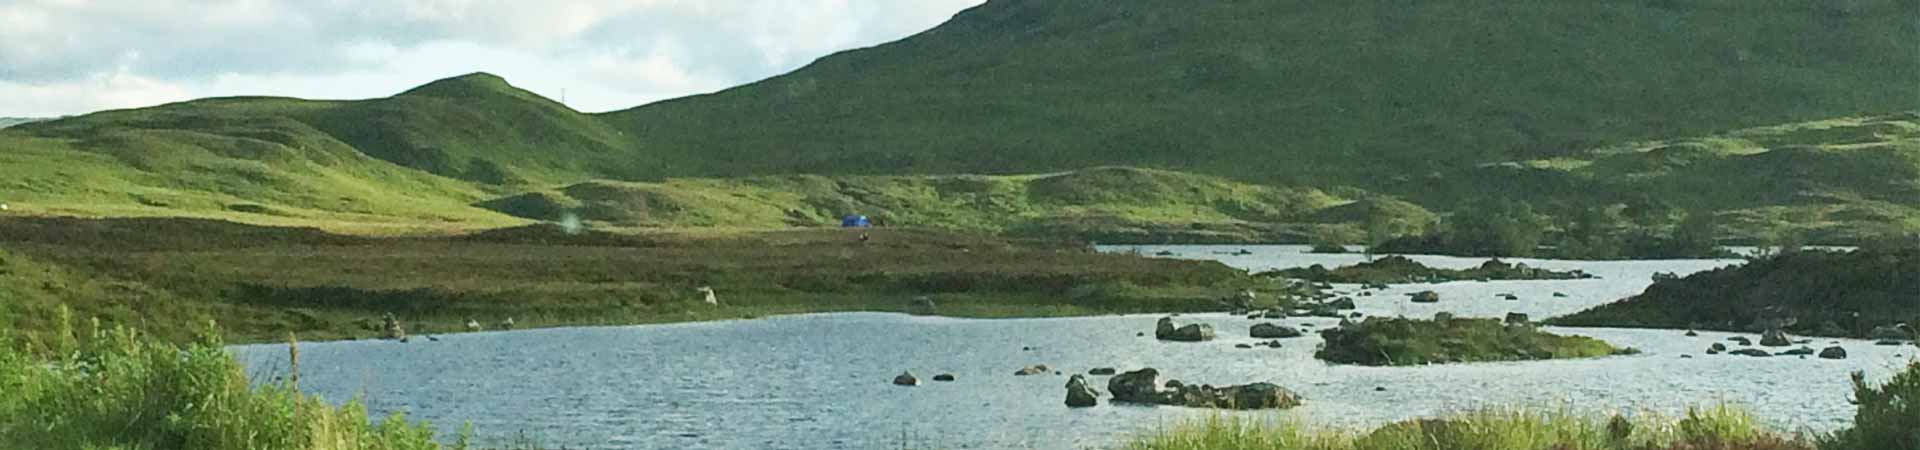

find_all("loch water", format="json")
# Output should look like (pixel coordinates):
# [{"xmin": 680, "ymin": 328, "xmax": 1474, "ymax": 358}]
[{"xmin": 233, "ymin": 246, "xmax": 1915, "ymax": 449}]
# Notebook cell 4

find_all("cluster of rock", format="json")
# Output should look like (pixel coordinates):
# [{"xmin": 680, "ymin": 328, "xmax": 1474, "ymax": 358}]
[
  {"xmin": 1871, "ymin": 324, "xmax": 1914, "ymax": 346},
  {"xmin": 1702, "ymin": 330, "xmax": 1849, "ymax": 359},
  {"xmin": 1104, "ymin": 368, "xmax": 1301, "ymax": 410},
  {"xmin": 1156, "ymin": 317, "xmax": 1216, "ymax": 342},
  {"xmin": 1234, "ymin": 340, "xmax": 1286, "ymax": 349},
  {"xmin": 892, "ymin": 371, "xmax": 958, "ymax": 386}
]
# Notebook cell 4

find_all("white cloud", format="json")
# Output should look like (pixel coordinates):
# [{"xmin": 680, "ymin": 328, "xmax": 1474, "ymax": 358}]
[{"xmin": 0, "ymin": 0, "xmax": 984, "ymax": 116}]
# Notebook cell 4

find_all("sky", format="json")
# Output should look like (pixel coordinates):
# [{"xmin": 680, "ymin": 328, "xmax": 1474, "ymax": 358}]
[{"xmin": 0, "ymin": 0, "xmax": 985, "ymax": 117}]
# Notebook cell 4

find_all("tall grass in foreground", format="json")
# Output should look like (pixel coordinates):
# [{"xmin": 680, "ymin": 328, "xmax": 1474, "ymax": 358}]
[
  {"xmin": 0, "ymin": 311, "xmax": 462, "ymax": 450},
  {"xmin": 1123, "ymin": 407, "xmax": 1811, "ymax": 450}
]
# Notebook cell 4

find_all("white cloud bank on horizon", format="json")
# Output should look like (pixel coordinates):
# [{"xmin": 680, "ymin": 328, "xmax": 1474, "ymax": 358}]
[{"xmin": 0, "ymin": 0, "xmax": 984, "ymax": 117}]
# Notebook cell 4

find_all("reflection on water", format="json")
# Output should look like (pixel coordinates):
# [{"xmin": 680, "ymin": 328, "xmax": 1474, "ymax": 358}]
[{"xmin": 233, "ymin": 246, "xmax": 1912, "ymax": 450}]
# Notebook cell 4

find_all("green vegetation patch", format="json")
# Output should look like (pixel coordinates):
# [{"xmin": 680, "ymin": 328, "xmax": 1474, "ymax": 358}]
[
  {"xmin": 1551, "ymin": 247, "xmax": 1920, "ymax": 337},
  {"xmin": 1267, "ymin": 256, "xmax": 1592, "ymax": 285},
  {"xmin": 0, "ymin": 217, "xmax": 1273, "ymax": 345},
  {"xmin": 1315, "ymin": 317, "xmax": 1630, "ymax": 366}
]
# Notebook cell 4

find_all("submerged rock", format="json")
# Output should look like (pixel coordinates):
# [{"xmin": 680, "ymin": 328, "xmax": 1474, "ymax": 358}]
[
  {"xmin": 1729, "ymin": 336, "xmax": 1753, "ymax": 346},
  {"xmin": 1777, "ymin": 347, "xmax": 1815, "ymax": 357},
  {"xmin": 1250, "ymin": 323, "xmax": 1303, "ymax": 339},
  {"xmin": 1728, "ymin": 349, "xmax": 1772, "ymax": 357},
  {"xmin": 1014, "ymin": 365, "xmax": 1051, "ymax": 376},
  {"xmin": 1089, "ymin": 367, "xmax": 1117, "ymax": 376},
  {"xmin": 933, "ymin": 374, "xmax": 956, "ymax": 382}
]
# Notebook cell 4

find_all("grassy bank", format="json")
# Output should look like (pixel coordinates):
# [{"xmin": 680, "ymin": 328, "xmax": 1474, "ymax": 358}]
[
  {"xmin": 0, "ymin": 216, "xmax": 1282, "ymax": 347},
  {"xmin": 1122, "ymin": 407, "xmax": 1807, "ymax": 450},
  {"xmin": 1316, "ymin": 318, "xmax": 1631, "ymax": 366},
  {"xmin": 1126, "ymin": 358, "xmax": 1920, "ymax": 450},
  {"xmin": 0, "ymin": 317, "xmax": 456, "ymax": 450}
]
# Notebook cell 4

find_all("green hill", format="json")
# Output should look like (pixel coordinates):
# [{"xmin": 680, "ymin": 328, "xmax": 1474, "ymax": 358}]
[
  {"xmin": 0, "ymin": 0, "xmax": 1915, "ymax": 239},
  {"xmin": 606, "ymin": 0, "xmax": 1919, "ymax": 184},
  {"xmin": 0, "ymin": 118, "xmax": 42, "ymax": 129}
]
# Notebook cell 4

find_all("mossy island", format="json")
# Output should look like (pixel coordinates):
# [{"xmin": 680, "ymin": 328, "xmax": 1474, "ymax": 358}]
[
  {"xmin": 1316, "ymin": 317, "xmax": 1634, "ymax": 366},
  {"xmin": 1268, "ymin": 256, "xmax": 1594, "ymax": 285}
]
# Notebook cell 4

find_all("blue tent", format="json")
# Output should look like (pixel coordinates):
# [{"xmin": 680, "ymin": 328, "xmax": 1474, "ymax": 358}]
[{"xmin": 841, "ymin": 215, "xmax": 872, "ymax": 228}]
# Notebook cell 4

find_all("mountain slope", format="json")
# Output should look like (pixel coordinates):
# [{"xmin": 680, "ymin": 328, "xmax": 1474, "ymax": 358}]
[
  {"xmin": 0, "ymin": 0, "xmax": 1915, "ymax": 237},
  {"xmin": 606, "ymin": 0, "xmax": 1920, "ymax": 185}
]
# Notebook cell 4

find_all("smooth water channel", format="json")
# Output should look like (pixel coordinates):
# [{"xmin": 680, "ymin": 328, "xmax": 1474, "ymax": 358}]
[{"xmin": 234, "ymin": 246, "xmax": 1914, "ymax": 449}]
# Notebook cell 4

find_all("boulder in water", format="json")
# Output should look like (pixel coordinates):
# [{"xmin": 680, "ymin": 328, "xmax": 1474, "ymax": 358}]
[
  {"xmin": 1759, "ymin": 329, "xmax": 1792, "ymax": 347},
  {"xmin": 1729, "ymin": 336, "xmax": 1753, "ymax": 346},
  {"xmin": 1819, "ymin": 347, "xmax": 1848, "ymax": 360},
  {"xmin": 1777, "ymin": 347, "xmax": 1815, "ymax": 357},
  {"xmin": 1089, "ymin": 367, "xmax": 1117, "ymax": 376},
  {"xmin": 1065, "ymin": 375, "xmax": 1100, "ymax": 407},
  {"xmin": 1327, "ymin": 297, "xmax": 1357, "ymax": 310},
  {"xmin": 933, "ymin": 374, "xmax": 956, "ymax": 382},
  {"xmin": 1728, "ymin": 349, "xmax": 1772, "ymax": 357},
  {"xmin": 1250, "ymin": 323, "xmax": 1303, "ymax": 339},
  {"xmin": 1218, "ymin": 383, "xmax": 1302, "ymax": 409},
  {"xmin": 1709, "ymin": 343, "xmax": 1728, "ymax": 353},
  {"xmin": 1410, "ymin": 291, "xmax": 1440, "ymax": 303},
  {"xmin": 1156, "ymin": 317, "xmax": 1215, "ymax": 342},
  {"xmin": 893, "ymin": 372, "xmax": 920, "ymax": 386},
  {"xmin": 1107, "ymin": 368, "xmax": 1164, "ymax": 403}
]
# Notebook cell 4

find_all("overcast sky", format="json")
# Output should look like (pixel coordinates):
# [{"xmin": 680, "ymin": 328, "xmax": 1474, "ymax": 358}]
[{"xmin": 0, "ymin": 0, "xmax": 984, "ymax": 117}]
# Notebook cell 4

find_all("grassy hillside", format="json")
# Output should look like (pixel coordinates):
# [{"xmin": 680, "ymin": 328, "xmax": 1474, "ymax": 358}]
[
  {"xmin": 0, "ymin": 1, "xmax": 1914, "ymax": 240},
  {"xmin": 478, "ymin": 167, "xmax": 1406, "ymax": 243},
  {"xmin": 0, "ymin": 217, "xmax": 1275, "ymax": 346},
  {"xmin": 607, "ymin": 0, "xmax": 1919, "ymax": 184},
  {"xmin": 0, "ymin": 118, "xmax": 42, "ymax": 129}
]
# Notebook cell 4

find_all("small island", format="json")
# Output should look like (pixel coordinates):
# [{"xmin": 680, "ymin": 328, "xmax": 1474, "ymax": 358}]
[
  {"xmin": 1551, "ymin": 247, "xmax": 1920, "ymax": 338},
  {"xmin": 1315, "ymin": 317, "xmax": 1633, "ymax": 366},
  {"xmin": 1266, "ymin": 256, "xmax": 1594, "ymax": 285}
]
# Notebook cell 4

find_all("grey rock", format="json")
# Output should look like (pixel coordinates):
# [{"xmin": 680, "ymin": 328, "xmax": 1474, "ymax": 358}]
[
  {"xmin": 1250, "ymin": 323, "xmax": 1303, "ymax": 339},
  {"xmin": 1065, "ymin": 375, "xmax": 1099, "ymax": 407},
  {"xmin": 1759, "ymin": 329, "xmax": 1792, "ymax": 347},
  {"xmin": 893, "ymin": 372, "xmax": 920, "ymax": 386},
  {"xmin": 1819, "ymin": 347, "xmax": 1848, "ymax": 360}
]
